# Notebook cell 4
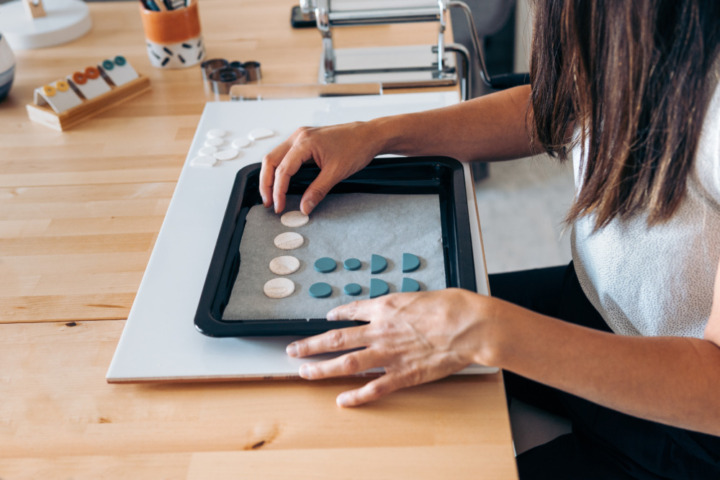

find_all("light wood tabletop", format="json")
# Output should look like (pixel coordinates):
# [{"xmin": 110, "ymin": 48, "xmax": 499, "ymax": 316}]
[{"xmin": 0, "ymin": 1, "xmax": 518, "ymax": 478}]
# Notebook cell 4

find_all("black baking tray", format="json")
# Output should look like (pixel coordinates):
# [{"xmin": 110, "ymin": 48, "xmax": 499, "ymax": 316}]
[{"xmin": 194, "ymin": 157, "xmax": 476, "ymax": 337}]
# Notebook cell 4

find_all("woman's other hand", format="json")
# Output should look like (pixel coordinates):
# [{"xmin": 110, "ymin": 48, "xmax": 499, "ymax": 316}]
[{"xmin": 286, "ymin": 288, "xmax": 497, "ymax": 407}]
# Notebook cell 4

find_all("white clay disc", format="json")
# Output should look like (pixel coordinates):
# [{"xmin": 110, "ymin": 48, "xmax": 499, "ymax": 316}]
[
  {"xmin": 248, "ymin": 128, "xmax": 274, "ymax": 141},
  {"xmin": 206, "ymin": 128, "xmax": 227, "ymax": 138},
  {"xmin": 198, "ymin": 145, "xmax": 217, "ymax": 156},
  {"xmin": 204, "ymin": 137, "xmax": 225, "ymax": 147},
  {"xmin": 269, "ymin": 255, "xmax": 301, "ymax": 275},
  {"xmin": 190, "ymin": 155, "xmax": 216, "ymax": 167},
  {"xmin": 263, "ymin": 277, "xmax": 295, "ymax": 299},
  {"xmin": 213, "ymin": 148, "xmax": 239, "ymax": 161},
  {"xmin": 274, "ymin": 231, "xmax": 304, "ymax": 250},
  {"xmin": 280, "ymin": 210, "xmax": 310, "ymax": 228},
  {"xmin": 231, "ymin": 137, "xmax": 251, "ymax": 149}
]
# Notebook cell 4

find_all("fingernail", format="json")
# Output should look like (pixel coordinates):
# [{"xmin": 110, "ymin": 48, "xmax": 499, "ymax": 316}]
[
  {"xmin": 303, "ymin": 199, "xmax": 316, "ymax": 215},
  {"xmin": 337, "ymin": 393, "xmax": 350, "ymax": 407},
  {"xmin": 326, "ymin": 309, "xmax": 338, "ymax": 321},
  {"xmin": 286, "ymin": 343, "xmax": 298, "ymax": 357},
  {"xmin": 299, "ymin": 364, "xmax": 313, "ymax": 378}
]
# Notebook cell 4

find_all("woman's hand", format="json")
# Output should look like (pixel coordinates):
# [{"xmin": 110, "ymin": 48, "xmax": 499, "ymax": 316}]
[
  {"xmin": 260, "ymin": 87, "xmax": 537, "ymax": 214},
  {"xmin": 260, "ymin": 122, "xmax": 381, "ymax": 215},
  {"xmin": 286, "ymin": 288, "xmax": 495, "ymax": 407}
]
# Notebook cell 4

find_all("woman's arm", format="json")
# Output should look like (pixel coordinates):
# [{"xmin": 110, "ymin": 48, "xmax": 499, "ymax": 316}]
[
  {"xmin": 287, "ymin": 258, "xmax": 720, "ymax": 437},
  {"xmin": 371, "ymin": 84, "xmax": 536, "ymax": 162},
  {"xmin": 260, "ymin": 85, "xmax": 537, "ymax": 214},
  {"xmin": 486, "ymin": 294, "xmax": 720, "ymax": 436}
]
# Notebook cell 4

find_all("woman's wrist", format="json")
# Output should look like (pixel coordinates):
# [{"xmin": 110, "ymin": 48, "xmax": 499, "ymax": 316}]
[
  {"xmin": 468, "ymin": 294, "xmax": 515, "ymax": 368},
  {"xmin": 365, "ymin": 114, "xmax": 414, "ymax": 156},
  {"xmin": 437, "ymin": 288, "xmax": 511, "ymax": 369}
]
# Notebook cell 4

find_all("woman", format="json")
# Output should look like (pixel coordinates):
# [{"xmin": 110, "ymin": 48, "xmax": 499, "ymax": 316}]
[{"xmin": 260, "ymin": 1, "xmax": 720, "ymax": 477}]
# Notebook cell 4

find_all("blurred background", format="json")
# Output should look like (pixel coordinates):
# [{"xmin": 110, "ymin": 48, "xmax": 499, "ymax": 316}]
[{"xmin": 0, "ymin": 0, "xmax": 574, "ymax": 274}]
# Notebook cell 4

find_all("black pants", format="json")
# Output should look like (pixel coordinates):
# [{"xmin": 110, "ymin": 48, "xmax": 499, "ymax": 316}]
[{"xmin": 489, "ymin": 263, "xmax": 720, "ymax": 480}]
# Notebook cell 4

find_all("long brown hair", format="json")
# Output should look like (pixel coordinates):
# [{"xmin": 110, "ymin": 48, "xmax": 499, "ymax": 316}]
[{"xmin": 530, "ymin": 0, "xmax": 720, "ymax": 230}]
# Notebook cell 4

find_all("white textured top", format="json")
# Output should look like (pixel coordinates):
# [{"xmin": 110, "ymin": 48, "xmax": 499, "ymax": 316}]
[{"xmin": 571, "ymin": 65, "xmax": 720, "ymax": 338}]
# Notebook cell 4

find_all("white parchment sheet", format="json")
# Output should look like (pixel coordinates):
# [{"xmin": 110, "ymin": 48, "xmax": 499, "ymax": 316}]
[{"xmin": 223, "ymin": 193, "xmax": 447, "ymax": 320}]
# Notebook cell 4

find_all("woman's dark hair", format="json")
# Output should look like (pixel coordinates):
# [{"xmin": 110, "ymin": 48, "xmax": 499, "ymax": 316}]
[{"xmin": 530, "ymin": 0, "xmax": 720, "ymax": 230}]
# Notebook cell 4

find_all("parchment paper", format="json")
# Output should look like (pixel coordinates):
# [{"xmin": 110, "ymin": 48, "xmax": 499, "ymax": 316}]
[{"xmin": 222, "ymin": 193, "xmax": 447, "ymax": 320}]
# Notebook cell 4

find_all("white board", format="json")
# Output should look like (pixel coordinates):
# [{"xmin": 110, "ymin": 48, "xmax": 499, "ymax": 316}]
[{"xmin": 106, "ymin": 92, "xmax": 495, "ymax": 383}]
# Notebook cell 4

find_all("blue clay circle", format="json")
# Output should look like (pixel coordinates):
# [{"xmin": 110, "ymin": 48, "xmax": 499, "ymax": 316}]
[
  {"xmin": 343, "ymin": 283, "xmax": 362, "ymax": 296},
  {"xmin": 309, "ymin": 282, "xmax": 332, "ymax": 298},
  {"xmin": 314, "ymin": 257, "xmax": 337, "ymax": 273},
  {"xmin": 343, "ymin": 258, "xmax": 361, "ymax": 271}
]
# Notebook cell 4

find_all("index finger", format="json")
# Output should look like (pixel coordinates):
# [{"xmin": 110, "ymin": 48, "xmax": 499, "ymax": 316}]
[
  {"xmin": 272, "ymin": 143, "xmax": 312, "ymax": 214},
  {"xmin": 259, "ymin": 139, "xmax": 293, "ymax": 208},
  {"xmin": 286, "ymin": 324, "xmax": 368, "ymax": 358}
]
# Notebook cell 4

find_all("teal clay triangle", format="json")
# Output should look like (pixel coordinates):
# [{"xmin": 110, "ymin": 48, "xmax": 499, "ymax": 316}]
[
  {"xmin": 370, "ymin": 254, "xmax": 387, "ymax": 274},
  {"xmin": 402, "ymin": 253, "xmax": 420, "ymax": 273},
  {"xmin": 369, "ymin": 279, "xmax": 389, "ymax": 298},
  {"xmin": 401, "ymin": 278, "xmax": 421, "ymax": 292}
]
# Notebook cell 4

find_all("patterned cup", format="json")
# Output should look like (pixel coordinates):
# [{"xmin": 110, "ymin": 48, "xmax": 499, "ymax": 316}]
[{"xmin": 139, "ymin": 3, "xmax": 206, "ymax": 69}]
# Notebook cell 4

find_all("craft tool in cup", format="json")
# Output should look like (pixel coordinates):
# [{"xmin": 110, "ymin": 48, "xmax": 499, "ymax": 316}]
[{"xmin": 139, "ymin": 1, "xmax": 205, "ymax": 68}]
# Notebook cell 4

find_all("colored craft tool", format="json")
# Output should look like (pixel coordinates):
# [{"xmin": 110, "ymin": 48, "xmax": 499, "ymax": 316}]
[{"xmin": 140, "ymin": 0, "xmax": 159, "ymax": 12}]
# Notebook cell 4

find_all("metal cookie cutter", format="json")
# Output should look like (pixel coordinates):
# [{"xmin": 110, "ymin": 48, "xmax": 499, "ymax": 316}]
[
  {"xmin": 208, "ymin": 66, "xmax": 248, "ymax": 95},
  {"xmin": 201, "ymin": 58, "xmax": 228, "ymax": 81},
  {"xmin": 201, "ymin": 58, "xmax": 262, "ymax": 95},
  {"xmin": 241, "ymin": 61, "xmax": 261, "ymax": 82},
  {"xmin": 226, "ymin": 61, "xmax": 261, "ymax": 81},
  {"xmin": 201, "ymin": 58, "xmax": 228, "ymax": 95}
]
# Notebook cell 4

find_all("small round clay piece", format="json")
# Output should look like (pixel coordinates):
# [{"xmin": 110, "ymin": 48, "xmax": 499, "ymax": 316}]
[
  {"xmin": 204, "ymin": 137, "xmax": 225, "ymax": 147},
  {"xmin": 344, "ymin": 283, "xmax": 362, "ymax": 296},
  {"xmin": 314, "ymin": 257, "xmax": 337, "ymax": 273},
  {"xmin": 274, "ymin": 232, "xmax": 304, "ymax": 250},
  {"xmin": 280, "ymin": 210, "xmax": 310, "ymax": 228},
  {"xmin": 263, "ymin": 277, "xmax": 295, "ymax": 299},
  {"xmin": 269, "ymin": 255, "xmax": 300, "ymax": 275},
  {"xmin": 309, "ymin": 282, "xmax": 332, "ymax": 298},
  {"xmin": 343, "ymin": 258, "xmax": 361, "ymax": 271},
  {"xmin": 190, "ymin": 155, "xmax": 217, "ymax": 167},
  {"xmin": 248, "ymin": 128, "xmax": 274, "ymax": 141},
  {"xmin": 231, "ymin": 137, "xmax": 251, "ymax": 149},
  {"xmin": 198, "ymin": 145, "xmax": 218, "ymax": 156},
  {"xmin": 214, "ymin": 148, "xmax": 239, "ymax": 161},
  {"xmin": 206, "ymin": 128, "xmax": 227, "ymax": 138}
]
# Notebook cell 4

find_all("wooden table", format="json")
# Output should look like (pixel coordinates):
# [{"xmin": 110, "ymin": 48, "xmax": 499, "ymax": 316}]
[{"xmin": 0, "ymin": 1, "xmax": 518, "ymax": 478}]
